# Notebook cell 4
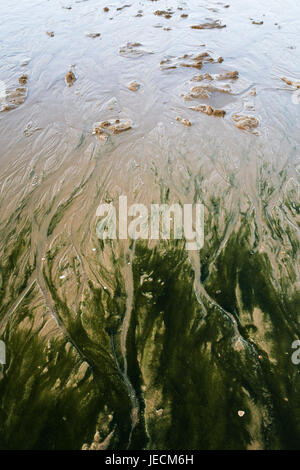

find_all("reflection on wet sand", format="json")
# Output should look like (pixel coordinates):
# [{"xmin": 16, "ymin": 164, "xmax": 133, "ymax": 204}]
[{"xmin": 0, "ymin": 0, "xmax": 299, "ymax": 450}]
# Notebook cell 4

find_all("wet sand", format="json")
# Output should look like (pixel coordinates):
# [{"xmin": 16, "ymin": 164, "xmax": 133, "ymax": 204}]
[{"xmin": 0, "ymin": 0, "xmax": 299, "ymax": 450}]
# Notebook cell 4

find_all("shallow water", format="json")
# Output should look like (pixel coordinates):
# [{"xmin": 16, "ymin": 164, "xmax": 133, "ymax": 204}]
[{"xmin": 0, "ymin": 0, "xmax": 299, "ymax": 450}]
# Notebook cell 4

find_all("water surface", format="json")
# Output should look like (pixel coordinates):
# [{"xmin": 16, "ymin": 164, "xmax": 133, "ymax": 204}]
[{"xmin": 0, "ymin": 0, "xmax": 299, "ymax": 450}]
